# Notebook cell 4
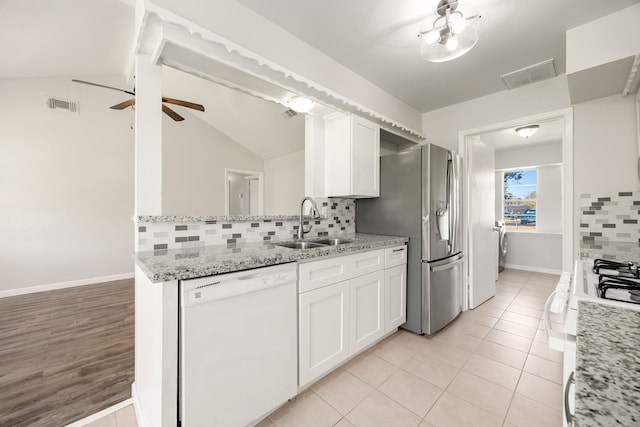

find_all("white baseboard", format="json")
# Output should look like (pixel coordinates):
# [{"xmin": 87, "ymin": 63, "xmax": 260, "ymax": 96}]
[
  {"xmin": 64, "ymin": 398, "xmax": 133, "ymax": 427},
  {"xmin": 503, "ymin": 263, "xmax": 562, "ymax": 275},
  {"xmin": 0, "ymin": 272, "xmax": 135, "ymax": 299}
]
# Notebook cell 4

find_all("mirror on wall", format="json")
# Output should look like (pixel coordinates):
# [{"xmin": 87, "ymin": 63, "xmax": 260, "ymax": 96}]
[{"xmin": 160, "ymin": 65, "xmax": 307, "ymax": 216}]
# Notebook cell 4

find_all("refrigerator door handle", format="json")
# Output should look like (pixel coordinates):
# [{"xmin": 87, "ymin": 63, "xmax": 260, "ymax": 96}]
[
  {"xmin": 446, "ymin": 153, "xmax": 455, "ymax": 254},
  {"xmin": 430, "ymin": 256, "xmax": 464, "ymax": 272}
]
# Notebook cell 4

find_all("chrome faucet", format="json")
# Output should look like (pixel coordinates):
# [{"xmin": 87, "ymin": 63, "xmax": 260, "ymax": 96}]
[{"xmin": 297, "ymin": 196, "xmax": 321, "ymax": 240}]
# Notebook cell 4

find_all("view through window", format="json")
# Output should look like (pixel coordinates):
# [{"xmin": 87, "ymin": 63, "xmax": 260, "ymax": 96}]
[{"xmin": 503, "ymin": 168, "xmax": 537, "ymax": 230}]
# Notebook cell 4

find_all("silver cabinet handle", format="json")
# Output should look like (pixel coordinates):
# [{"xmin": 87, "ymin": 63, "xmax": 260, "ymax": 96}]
[{"xmin": 564, "ymin": 371, "xmax": 575, "ymax": 425}]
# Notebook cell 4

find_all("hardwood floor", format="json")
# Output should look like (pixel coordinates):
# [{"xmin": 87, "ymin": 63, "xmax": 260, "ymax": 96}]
[{"xmin": 0, "ymin": 279, "xmax": 134, "ymax": 427}]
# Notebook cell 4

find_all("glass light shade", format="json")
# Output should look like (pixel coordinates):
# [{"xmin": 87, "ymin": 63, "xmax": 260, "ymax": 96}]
[
  {"xmin": 288, "ymin": 96, "xmax": 315, "ymax": 113},
  {"xmin": 419, "ymin": 1, "xmax": 480, "ymax": 63},
  {"xmin": 451, "ymin": 15, "xmax": 466, "ymax": 34},
  {"xmin": 445, "ymin": 36, "xmax": 459, "ymax": 51},
  {"xmin": 424, "ymin": 29, "xmax": 441, "ymax": 44},
  {"xmin": 515, "ymin": 125, "xmax": 540, "ymax": 138}
]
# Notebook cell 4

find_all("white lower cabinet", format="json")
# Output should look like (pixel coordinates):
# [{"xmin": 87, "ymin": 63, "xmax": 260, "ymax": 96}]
[
  {"xmin": 384, "ymin": 264, "xmax": 407, "ymax": 333},
  {"xmin": 298, "ymin": 280, "xmax": 350, "ymax": 387},
  {"xmin": 298, "ymin": 246, "xmax": 407, "ymax": 388},
  {"xmin": 349, "ymin": 271, "xmax": 385, "ymax": 354}
]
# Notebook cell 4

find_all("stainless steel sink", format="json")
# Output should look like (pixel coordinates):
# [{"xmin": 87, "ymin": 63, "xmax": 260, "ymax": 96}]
[
  {"xmin": 314, "ymin": 238, "xmax": 354, "ymax": 246},
  {"xmin": 276, "ymin": 241, "xmax": 327, "ymax": 250}
]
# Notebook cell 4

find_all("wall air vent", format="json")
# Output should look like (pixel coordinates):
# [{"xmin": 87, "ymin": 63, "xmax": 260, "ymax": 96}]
[
  {"xmin": 45, "ymin": 96, "xmax": 78, "ymax": 113},
  {"xmin": 501, "ymin": 59, "xmax": 557, "ymax": 90},
  {"xmin": 281, "ymin": 108, "xmax": 298, "ymax": 119}
]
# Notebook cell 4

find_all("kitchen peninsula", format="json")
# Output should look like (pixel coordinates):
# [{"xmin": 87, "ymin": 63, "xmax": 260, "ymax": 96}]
[{"xmin": 134, "ymin": 228, "xmax": 408, "ymax": 426}]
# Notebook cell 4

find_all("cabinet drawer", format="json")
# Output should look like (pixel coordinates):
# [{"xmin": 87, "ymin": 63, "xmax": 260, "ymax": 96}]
[
  {"xmin": 385, "ymin": 245, "xmax": 407, "ymax": 268},
  {"xmin": 351, "ymin": 249, "xmax": 384, "ymax": 277},
  {"xmin": 299, "ymin": 257, "xmax": 352, "ymax": 293}
]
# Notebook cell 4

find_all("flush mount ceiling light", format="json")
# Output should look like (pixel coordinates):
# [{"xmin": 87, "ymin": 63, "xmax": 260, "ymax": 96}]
[
  {"xmin": 418, "ymin": 0, "xmax": 480, "ymax": 63},
  {"xmin": 287, "ymin": 96, "xmax": 315, "ymax": 113},
  {"xmin": 515, "ymin": 125, "xmax": 540, "ymax": 138}
]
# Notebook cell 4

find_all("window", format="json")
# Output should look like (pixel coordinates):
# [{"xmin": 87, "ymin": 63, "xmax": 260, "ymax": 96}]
[{"xmin": 503, "ymin": 168, "xmax": 537, "ymax": 231}]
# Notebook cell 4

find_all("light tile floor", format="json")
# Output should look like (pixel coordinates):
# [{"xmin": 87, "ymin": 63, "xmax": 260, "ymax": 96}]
[{"xmin": 87, "ymin": 269, "xmax": 563, "ymax": 427}]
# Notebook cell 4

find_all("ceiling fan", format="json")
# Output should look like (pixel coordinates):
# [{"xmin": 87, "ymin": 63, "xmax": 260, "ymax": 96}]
[{"xmin": 71, "ymin": 79, "xmax": 205, "ymax": 121}]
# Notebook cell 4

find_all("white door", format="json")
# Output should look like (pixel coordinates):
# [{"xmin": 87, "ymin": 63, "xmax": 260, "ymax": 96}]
[
  {"xmin": 351, "ymin": 115, "xmax": 380, "ymax": 197},
  {"xmin": 298, "ymin": 281, "xmax": 350, "ymax": 387},
  {"xmin": 468, "ymin": 136, "xmax": 497, "ymax": 308},
  {"xmin": 349, "ymin": 271, "xmax": 384, "ymax": 354},
  {"xmin": 384, "ymin": 264, "xmax": 406, "ymax": 333}
]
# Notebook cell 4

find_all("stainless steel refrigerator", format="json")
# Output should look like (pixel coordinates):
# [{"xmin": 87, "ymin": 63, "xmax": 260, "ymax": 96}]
[{"xmin": 356, "ymin": 144, "xmax": 463, "ymax": 335}]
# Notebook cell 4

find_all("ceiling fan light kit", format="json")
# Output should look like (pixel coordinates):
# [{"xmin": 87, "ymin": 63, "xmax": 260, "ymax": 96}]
[
  {"xmin": 515, "ymin": 124, "xmax": 540, "ymax": 138},
  {"xmin": 419, "ymin": 0, "xmax": 480, "ymax": 63}
]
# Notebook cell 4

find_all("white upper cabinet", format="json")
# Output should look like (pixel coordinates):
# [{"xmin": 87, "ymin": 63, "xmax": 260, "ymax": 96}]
[{"xmin": 325, "ymin": 113, "xmax": 380, "ymax": 198}]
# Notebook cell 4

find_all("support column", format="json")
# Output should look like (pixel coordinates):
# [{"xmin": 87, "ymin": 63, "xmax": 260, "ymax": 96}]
[{"xmin": 134, "ymin": 53, "xmax": 163, "ymax": 226}]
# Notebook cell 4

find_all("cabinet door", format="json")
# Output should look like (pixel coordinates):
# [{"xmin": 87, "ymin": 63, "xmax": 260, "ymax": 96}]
[
  {"xmin": 299, "ymin": 281, "xmax": 350, "ymax": 388},
  {"xmin": 349, "ymin": 271, "xmax": 384, "ymax": 354},
  {"xmin": 385, "ymin": 265, "xmax": 407, "ymax": 333},
  {"xmin": 351, "ymin": 115, "xmax": 380, "ymax": 197}
]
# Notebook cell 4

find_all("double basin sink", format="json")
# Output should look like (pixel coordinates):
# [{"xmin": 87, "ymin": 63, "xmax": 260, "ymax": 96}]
[{"xmin": 276, "ymin": 238, "xmax": 354, "ymax": 250}]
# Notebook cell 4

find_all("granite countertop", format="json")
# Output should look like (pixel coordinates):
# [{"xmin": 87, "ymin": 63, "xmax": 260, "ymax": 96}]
[
  {"xmin": 575, "ymin": 301, "xmax": 640, "ymax": 426},
  {"xmin": 134, "ymin": 233, "xmax": 408, "ymax": 283},
  {"xmin": 579, "ymin": 241, "xmax": 640, "ymax": 262}
]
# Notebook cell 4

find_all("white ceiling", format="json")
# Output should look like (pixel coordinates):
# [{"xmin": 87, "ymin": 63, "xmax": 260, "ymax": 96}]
[
  {"xmin": 1, "ymin": 0, "xmax": 637, "ymax": 115},
  {"xmin": 237, "ymin": 0, "xmax": 639, "ymax": 112},
  {"xmin": 0, "ymin": 0, "xmax": 134, "ymax": 79}
]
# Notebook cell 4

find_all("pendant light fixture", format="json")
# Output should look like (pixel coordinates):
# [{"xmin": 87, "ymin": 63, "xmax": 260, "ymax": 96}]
[{"xmin": 418, "ymin": 0, "xmax": 480, "ymax": 63}]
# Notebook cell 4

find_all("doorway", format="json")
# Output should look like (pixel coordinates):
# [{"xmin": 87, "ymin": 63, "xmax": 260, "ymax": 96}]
[
  {"xmin": 459, "ymin": 108, "xmax": 574, "ymax": 310},
  {"xmin": 225, "ymin": 169, "xmax": 264, "ymax": 216}
]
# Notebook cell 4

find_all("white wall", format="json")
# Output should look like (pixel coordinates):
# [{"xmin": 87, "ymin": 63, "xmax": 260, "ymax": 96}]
[
  {"xmin": 162, "ymin": 114, "xmax": 264, "ymax": 215},
  {"xmin": 495, "ymin": 142, "xmax": 562, "ymax": 170},
  {"xmin": 422, "ymin": 75, "xmax": 571, "ymax": 152},
  {"xmin": 494, "ymin": 147, "xmax": 563, "ymax": 271},
  {"xmin": 505, "ymin": 233, "xmax": 563, "ymax": 274},
  {"xmin": 573, "ymin": 94, "xmax": 639, "ymax": 254},
  {"xmin": 537, "ymin": 165, "xmax": 563, "ymax": 233},
  {"xmin": 0, "ymin": 77, "xmax": 134, "ymax": 292},
  {"xmin": 264, "ymin": 149, "xmax": 305, "ymax": 215}
]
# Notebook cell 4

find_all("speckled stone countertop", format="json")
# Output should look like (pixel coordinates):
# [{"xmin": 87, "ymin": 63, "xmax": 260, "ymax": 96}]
[
  {"xmin": 575, "ymin": 301, "xmax": 640, "ymax": 426},
  {"xmin": 134, "ymin": 233, "xmax": 408, "ymax": 283}
]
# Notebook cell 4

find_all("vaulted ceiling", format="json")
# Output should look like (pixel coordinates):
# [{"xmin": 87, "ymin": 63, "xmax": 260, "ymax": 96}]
[{"xmin": 2, "ymin": 0, "xmax": 637, "ymax": 114}]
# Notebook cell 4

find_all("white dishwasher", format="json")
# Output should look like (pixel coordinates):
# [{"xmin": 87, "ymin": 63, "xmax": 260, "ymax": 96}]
[{"xmin": 179, "ymin": 263, "xmax": 298, "ymax": 427}]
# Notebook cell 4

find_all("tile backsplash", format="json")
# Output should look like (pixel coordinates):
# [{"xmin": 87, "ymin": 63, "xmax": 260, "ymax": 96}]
[
  {"xmin": 579, "ymin": 191, "xmax": 640, "ymax": 244},
  {"xmin": 137, "ymin": 198, "xmax": 356, "ymax": 252}
]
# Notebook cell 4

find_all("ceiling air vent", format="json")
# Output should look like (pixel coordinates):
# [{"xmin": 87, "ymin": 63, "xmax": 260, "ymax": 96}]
[
  {"xmin": 501, "ymin": 59, "xmax": 556, "ymax": 90},
  {"xmin": 281, "ymin": 108, "xmax": 298, "ymax": 119},
  {"xmin": 45, "ymin": 96, "xmax": 78, "ymax": 113}
]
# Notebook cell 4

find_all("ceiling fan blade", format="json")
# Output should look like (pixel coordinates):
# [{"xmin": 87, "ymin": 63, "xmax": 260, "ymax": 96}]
[
  {"xmin": 72, "ymin": 79, "xmax": 136, "ymax": 96},
  {"xmin": 110, "ymin": 99, "xmax": 135, "ymax": 110},
  {"xmin": 162, "ymin": 97, "xmax": 205, "ymax": 112},
  {"xmin": 162, "ymin": 104, "xmax": 185, "ymax": 121}
]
